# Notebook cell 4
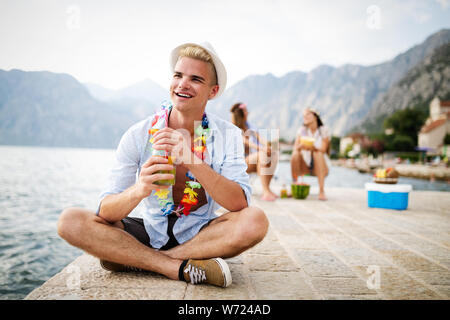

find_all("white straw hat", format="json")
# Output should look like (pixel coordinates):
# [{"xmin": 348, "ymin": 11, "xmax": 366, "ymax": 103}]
[{"xmin": 170, "ymin": 41, "xmax": 227, "ymax": 99}]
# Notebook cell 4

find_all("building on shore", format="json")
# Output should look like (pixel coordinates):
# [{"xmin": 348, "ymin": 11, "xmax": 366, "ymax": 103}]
[
  {"xmin": 418, "ymin": 97, "xmax": 450, "ymax": 156},
  {"xmin": 339, "ymin": 133, "xmax": 365, "ymax": 158}
]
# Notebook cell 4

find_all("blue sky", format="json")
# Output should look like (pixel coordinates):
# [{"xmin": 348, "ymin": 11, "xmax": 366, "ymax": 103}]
[{"xmin": 0, "ymin": 0, "xmax": 449, "ymax": 90}]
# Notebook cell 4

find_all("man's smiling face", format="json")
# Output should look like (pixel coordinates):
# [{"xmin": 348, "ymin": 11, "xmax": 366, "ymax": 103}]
[{"xmin": 170, "ymin": 56, "xmax": 219, "ymax": 112}]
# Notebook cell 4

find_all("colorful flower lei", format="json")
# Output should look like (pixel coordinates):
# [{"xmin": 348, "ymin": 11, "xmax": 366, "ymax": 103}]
[{"xmin": 148, "ymin": 102, "xmax": 209, "ymax": 217}]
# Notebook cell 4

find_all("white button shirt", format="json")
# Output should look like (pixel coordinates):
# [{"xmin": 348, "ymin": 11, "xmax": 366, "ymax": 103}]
[{"xmin": 98, "ymin": 112, "xmax": 252, "ymax": 249}]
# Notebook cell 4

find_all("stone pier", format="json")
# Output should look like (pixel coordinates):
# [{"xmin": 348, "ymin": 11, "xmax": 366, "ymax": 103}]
[{"xmin": 26, "ymin": 187, "xmax": 450, "ymax": 300}]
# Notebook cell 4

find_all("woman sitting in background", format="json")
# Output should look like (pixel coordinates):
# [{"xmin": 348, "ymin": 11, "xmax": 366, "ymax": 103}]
[
  {"xmin": 291, "ymin": 107, "xmax": 331, "ymax": 201},
  {"xmin": 230, "ymin": 102, "xmax": 279, "ymax": 201}
]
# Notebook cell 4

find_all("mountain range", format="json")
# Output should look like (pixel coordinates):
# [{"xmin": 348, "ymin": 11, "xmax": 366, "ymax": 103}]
[
  {"xmin": 207, "ymin": 28, "xmax": 450, "ymax": 138},
  {"xmin": 0, "ymin": 70, "xmax": 144, "ymax": 148},
  {"xmin": 354, "ymin": 42, "xmax": 450, "ymax": 133},
  {"xmin": 0, "ymin": 29, "xmax": 449, "ymax": 148}
]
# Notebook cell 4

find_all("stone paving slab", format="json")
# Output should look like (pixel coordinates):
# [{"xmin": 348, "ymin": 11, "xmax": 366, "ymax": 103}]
[
  {"xmin": 248, "ymin": 271, "xmax": 318, "ymax": 299},
  {"xmin": 26, "ymin": 187, "xmax": 450, "ymax": 300},
  {"xmin": 309, "ymin": 277, "xmax": 375, "ymax": 295},
  {"xmin": 292, "ymin": 250, "xmax": 358, "ymax": 278}
]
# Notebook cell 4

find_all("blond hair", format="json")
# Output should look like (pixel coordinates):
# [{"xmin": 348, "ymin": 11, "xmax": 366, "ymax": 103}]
[{"xmin": 178, "ymin": 45, "xmax": 218, "ymax": 85}]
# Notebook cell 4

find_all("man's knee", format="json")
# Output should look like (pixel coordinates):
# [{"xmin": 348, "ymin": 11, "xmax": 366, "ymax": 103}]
[
  {"xmin": 238, "ymin": 206, "xmax": 269, "ymax": 245},
  {"xmin": 57, "ymin": 207, "xmax": 92, "ymax": 243}
]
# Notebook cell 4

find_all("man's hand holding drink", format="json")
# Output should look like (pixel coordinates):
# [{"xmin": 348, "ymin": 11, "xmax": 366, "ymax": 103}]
[
  {"xmin": 145, "ymin": 126, "xmax": 199, "ymax": 189},
  {"xmin": 152, "ymin": 127, "xmax": 199, "ymax": 167},
  {"xmin": 136, "ymin": 156, "xmax": 175, "ymax": 198}
]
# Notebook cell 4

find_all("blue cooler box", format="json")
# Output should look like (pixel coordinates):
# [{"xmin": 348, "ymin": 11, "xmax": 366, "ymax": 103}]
[{"xmin": 365, "ymin": 183, "xmax": 412, "ymax": 210}]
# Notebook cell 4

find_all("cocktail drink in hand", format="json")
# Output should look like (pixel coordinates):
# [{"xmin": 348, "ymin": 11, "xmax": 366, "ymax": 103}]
[
  {"xmin": 150, "ymin": 129, "xmax": 176, "ymax": 186},
  {"xmin": 152, "ymin": 154, "xmax": 176, "ymax": 186},
  {"xmin": 300, "ymin": 136, "xmax": 315, "ymax": 148}
]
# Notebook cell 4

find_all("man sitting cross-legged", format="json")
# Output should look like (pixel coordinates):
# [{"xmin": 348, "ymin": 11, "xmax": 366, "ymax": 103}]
[{"xmin": 57, "ymin": 42, "xmax": 269, "ymax": 287}]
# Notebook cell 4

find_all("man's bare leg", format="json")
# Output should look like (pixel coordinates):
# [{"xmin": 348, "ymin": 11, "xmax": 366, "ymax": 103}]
[
  {"xmin": 57, "ymin": 207, "xmax": 182, "ymax": 280},
  {"xmin": 163, "ymin": 206, "xmax": 268, "ymax": 260}
]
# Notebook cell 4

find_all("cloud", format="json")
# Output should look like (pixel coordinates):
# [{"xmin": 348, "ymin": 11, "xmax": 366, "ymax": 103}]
[
  {"xmin": 436, "ymin": 0, "xmax": 449, "ymax": 8},
  {"xmin": 1, "ymin": 0, "xmax": 449, "ymax": 90},
  {"xmin": 416, "ymin": 12, "xmax": 432, "ymax": 24}
]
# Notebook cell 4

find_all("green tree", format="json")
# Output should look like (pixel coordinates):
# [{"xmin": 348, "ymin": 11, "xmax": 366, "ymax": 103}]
[
  {"xmin": 383, "ymin": 108, "xmax": 427, "ymax": 147},
  {"xmin": 444, "ymin": 133, "xmax": 450, "ymax": 145},
  {"xmin": 391, "ymin": 135, "xmax": 415, "ymax": 152},
  {"xmin": 330, "ymin": 136, "xmax": 340, "ymax": 158}
]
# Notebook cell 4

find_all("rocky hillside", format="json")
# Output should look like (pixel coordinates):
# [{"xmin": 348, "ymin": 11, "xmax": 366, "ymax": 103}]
[
  {"xmin": 0, "ymin": 69, "xmax": 143, "ymax": 148},
  {"xmin": 208, "ymin": 29, "xmax": 450, "ymax": 139},
  {"xmin": 356, "ymin": 43, "xmax": 450, "ymax": 134}
]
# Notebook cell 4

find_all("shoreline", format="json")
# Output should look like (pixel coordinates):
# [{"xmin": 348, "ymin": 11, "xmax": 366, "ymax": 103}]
[{"xmin": 332, "ymin": 159, "xmax": 450, "ymax": 182}]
